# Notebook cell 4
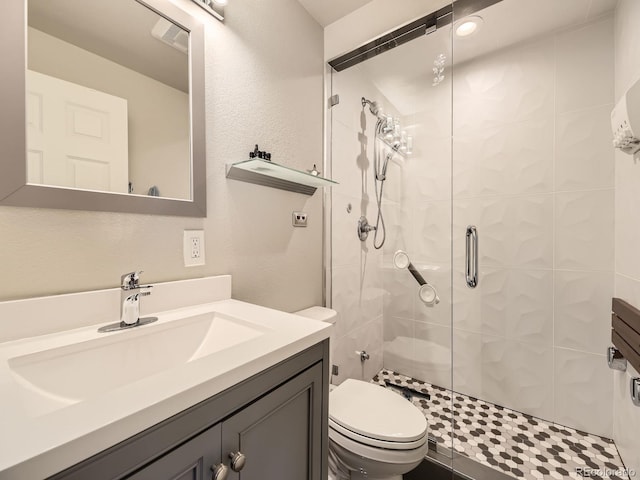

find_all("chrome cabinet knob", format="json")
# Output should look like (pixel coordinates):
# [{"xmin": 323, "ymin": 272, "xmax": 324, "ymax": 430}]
[
  {"xmin": 210, "ymin": 463, "xmax": 229, "ymax": 480},
  {"xmin": 228, "ymin": 451, "xmax": 246, "ymax": 472}
]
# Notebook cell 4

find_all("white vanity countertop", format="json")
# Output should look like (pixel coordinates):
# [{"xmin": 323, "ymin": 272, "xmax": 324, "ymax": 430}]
[{"xmin": 0, "ymin": 278, "xmax": 331, "ymax": 480}]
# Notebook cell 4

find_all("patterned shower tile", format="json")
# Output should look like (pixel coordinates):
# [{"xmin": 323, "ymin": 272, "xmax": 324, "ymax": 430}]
[{"xmin": 372, "ymin": 369, "xmax": 631, "ymax": 480}]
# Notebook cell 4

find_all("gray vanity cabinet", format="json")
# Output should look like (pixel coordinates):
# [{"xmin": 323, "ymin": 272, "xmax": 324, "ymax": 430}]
[
  {"xmin": 220, "ymin": 363, "xmax": 322, "ymax": 480},
  {"xmin": 47, "ymin": 342, "xmax": 328, "ymax": 480},
  {"xmin": 130, "ymin": 363, "xmax": 322, "ymax": 480}
]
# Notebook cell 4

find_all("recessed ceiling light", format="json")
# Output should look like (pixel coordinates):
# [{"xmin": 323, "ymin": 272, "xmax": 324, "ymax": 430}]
[{"xmin": 455, "ymin": 16, "xmax": 483, "ymax": 38}]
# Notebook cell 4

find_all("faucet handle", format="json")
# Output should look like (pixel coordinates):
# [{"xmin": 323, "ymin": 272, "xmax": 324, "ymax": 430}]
[{"xmin": 121, "ymin": 271, "xmax": 143, "ymax": 290}]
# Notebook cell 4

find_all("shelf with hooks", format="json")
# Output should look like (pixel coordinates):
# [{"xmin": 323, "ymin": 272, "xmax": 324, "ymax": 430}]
[{"xmin": 225, "ymin": 158, "xmax": 338, "ymax": 196}]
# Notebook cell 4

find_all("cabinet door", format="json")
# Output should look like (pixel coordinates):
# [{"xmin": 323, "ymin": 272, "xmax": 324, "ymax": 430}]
[
  {"xmin": 221, "ymin": 363, "xmax": 323, "ymax": 480},
  {"xmin": 128, "ymin": 424, "xmax": 222, "ymax": 480}
]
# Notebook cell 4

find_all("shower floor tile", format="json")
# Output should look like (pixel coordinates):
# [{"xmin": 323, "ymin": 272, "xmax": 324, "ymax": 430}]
[{"xmin": 372, "ymin": 369, "xmax": 629, "ymax": 480}]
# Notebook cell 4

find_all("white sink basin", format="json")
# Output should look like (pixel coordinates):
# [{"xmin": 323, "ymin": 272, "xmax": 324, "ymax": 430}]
[
  {"xmin": 0, "ymin": 277, "xmax": 332, "ymax": 480},
  {"xmin": 8, "ymin": 312, "xmax": 268, "ymax": 411}
]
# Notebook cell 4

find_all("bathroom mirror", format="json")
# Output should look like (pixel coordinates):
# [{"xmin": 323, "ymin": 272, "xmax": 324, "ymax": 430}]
[{"xmin": 0, "ymin": 0, "xmax": 206, "ymax": 216}]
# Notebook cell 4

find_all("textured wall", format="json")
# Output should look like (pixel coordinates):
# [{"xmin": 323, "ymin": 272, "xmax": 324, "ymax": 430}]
[
  {"xmin": 613, "ymin": 0, "xmax": 640, "ymax": 473},
  {"xmin": 0, "ymin": 0, "xmax": 324, "ymax": 315}
]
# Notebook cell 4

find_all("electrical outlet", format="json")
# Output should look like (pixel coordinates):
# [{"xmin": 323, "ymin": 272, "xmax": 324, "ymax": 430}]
[
  {"xmin": 191, "ymin": 236, "xmax": 201, "ymax": 258},
  {"xmin": 292, "ymin": 212, "xmax": 308, "ymax": 227},
  {"xmin": 184, "ymin": 230, "xmax": 205, "ymax": 267}
]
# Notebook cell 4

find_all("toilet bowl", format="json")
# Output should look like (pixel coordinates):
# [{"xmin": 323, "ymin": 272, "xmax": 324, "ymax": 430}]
[
  {"xmin": 328, "ymin": 378, "xmax": 428, "ymax": 480},
  {"xmin": 294, "ymin": 307, "xmax": 428, "ymax": 480}
]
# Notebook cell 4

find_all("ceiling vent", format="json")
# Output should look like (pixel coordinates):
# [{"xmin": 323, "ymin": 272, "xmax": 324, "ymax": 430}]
[{"xmin": 151, "ymin": 18, "xmax": 188, "ymax": 55}]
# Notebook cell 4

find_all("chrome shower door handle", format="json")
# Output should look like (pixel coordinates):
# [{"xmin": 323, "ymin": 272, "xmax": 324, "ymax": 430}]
[{"xmin": 466, "ymin": 225, "xmax": 478, "ymax": 289}]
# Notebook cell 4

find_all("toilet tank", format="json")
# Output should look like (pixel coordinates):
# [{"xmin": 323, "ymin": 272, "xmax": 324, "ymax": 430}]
[
  {"xmin": 294, "ymin": 306, "xmax": 337, "ymax": 371},
  {"xmin": 295, "ymin": 306, "xmax": 338, "ymax": 324}
]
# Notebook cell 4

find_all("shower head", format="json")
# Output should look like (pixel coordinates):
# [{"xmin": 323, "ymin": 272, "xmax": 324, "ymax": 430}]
[{"xmin": 361, "ymin": 97, "xmax": 382, "ymax": 117}]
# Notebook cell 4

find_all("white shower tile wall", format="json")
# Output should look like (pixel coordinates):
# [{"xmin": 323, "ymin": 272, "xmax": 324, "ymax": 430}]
[
  {"xmin": 379, "ymin": 15, "xmax": 616, "ymax": 438},
  {"xmin": 613, "ymin": 0, "xmax": 640, "ymax": 473}
]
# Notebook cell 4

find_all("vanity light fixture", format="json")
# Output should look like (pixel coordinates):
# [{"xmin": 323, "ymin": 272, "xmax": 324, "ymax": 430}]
[
  {"xmin": 190, "ymin": 0, "xmax": 225, "ymax": 21},
  {"xmin": 455, "ymin": 15, "xmax": 483, "ymax": 38}
]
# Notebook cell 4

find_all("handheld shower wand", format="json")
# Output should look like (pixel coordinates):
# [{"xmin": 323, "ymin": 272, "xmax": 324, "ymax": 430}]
[
  {"xmin": 358, "ymin": 97, "xmax": 403, "ymax": 249},
  {"xmin": 377, "ymin": 141, "xmax": 401, "ymax": 181},
  {"xmin": 358, "ymin": 97, "xmax": 413, "ymax": 249}
]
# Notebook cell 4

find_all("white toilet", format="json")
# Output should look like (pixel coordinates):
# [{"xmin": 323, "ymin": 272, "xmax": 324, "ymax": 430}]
[{"xmin": 295, "ymin": 307, "xmax": 429, "ymax": 480}]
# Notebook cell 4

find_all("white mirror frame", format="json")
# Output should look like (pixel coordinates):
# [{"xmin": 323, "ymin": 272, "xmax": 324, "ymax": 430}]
[{"xmin": 0, "ymin": 0, "xmax": 207, "ymax": 217}]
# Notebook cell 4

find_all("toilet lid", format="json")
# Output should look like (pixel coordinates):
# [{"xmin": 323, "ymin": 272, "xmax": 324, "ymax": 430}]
[{"xmin": 329, "ymin": 379, "xmax": 427, "ymax": 444}]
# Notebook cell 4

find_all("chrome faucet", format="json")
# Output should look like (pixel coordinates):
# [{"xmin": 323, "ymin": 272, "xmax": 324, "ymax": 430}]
[
  {"xmin": 120, "ymin": 271, "xmax": 152, "ymax": 325},
  {"xmin": 98, "ymin": 271, "xmax": 158, "ymax": 333}
]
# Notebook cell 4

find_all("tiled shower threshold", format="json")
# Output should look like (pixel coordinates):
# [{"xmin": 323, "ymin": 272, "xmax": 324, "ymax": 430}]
[{"xmin": 372, "ymin": 370, "xmax": 630, "ymax": 480}]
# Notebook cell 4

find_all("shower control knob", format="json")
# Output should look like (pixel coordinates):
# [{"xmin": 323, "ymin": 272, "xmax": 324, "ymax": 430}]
[
  {"xmin": 210, "ymin": 463, "xmax": 229, "ymax": 480},
  {"xmin": 357, "ymin": 216, "xmax": 376, "ymax": 241},
  {"xmin": 228, "ymin": 451, "xmax": 246, "ymax": 472},
  {"xmin": 356, "ymin": 350, "xmax": 370, "ymax": 361}
]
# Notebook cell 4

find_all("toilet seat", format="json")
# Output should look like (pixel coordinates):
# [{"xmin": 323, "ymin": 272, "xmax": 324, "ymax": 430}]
[
  {"xmin": 329, "ymin": 379, "xmax": 428, "ymax": 451},
  {"xmin": 329, "ymin": 419, "xmax": 427, "ymax": 450}
]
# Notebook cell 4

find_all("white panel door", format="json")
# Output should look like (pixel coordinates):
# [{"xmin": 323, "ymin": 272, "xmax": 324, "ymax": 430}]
[
  {"xmin": 26, "ymin": 89, "xmax": 45, "ymax": 184},
  {"xmin": 26, "ymin": 70, "xmax": 129, "ymax": 193}
]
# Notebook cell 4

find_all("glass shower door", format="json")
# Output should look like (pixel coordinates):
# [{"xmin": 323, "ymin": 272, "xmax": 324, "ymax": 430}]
[
  {"xmin": 328, "ymin": 9, "xmax": 456, "ymax": 472},
  {"xmin": 451, "ymin": 0, "xmax": 618, "ymax": 478}
]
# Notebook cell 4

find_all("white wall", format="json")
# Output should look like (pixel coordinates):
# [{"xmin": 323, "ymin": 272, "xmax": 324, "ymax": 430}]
[
  {"xmin": 0, "ymin": 0, "xmax": 324, "ymax": 318},
  {"xmin": 28, "ymin": 27, "xmax": 191, "ymax": 200},
  {"xmin": 613, "ymin": 0, "xmax": 640, "ymax": 473}
]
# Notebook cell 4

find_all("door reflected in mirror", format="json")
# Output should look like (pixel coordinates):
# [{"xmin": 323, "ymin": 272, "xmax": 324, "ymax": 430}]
[{"xmin": 26, "ymin": 0, "xmax": 192, "ymax": 201}]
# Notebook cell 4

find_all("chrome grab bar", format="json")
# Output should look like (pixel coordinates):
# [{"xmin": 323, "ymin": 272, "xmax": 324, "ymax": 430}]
[{"xmin": 466, "ymin": 226, "xmax": 478, "ymax": 288}]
